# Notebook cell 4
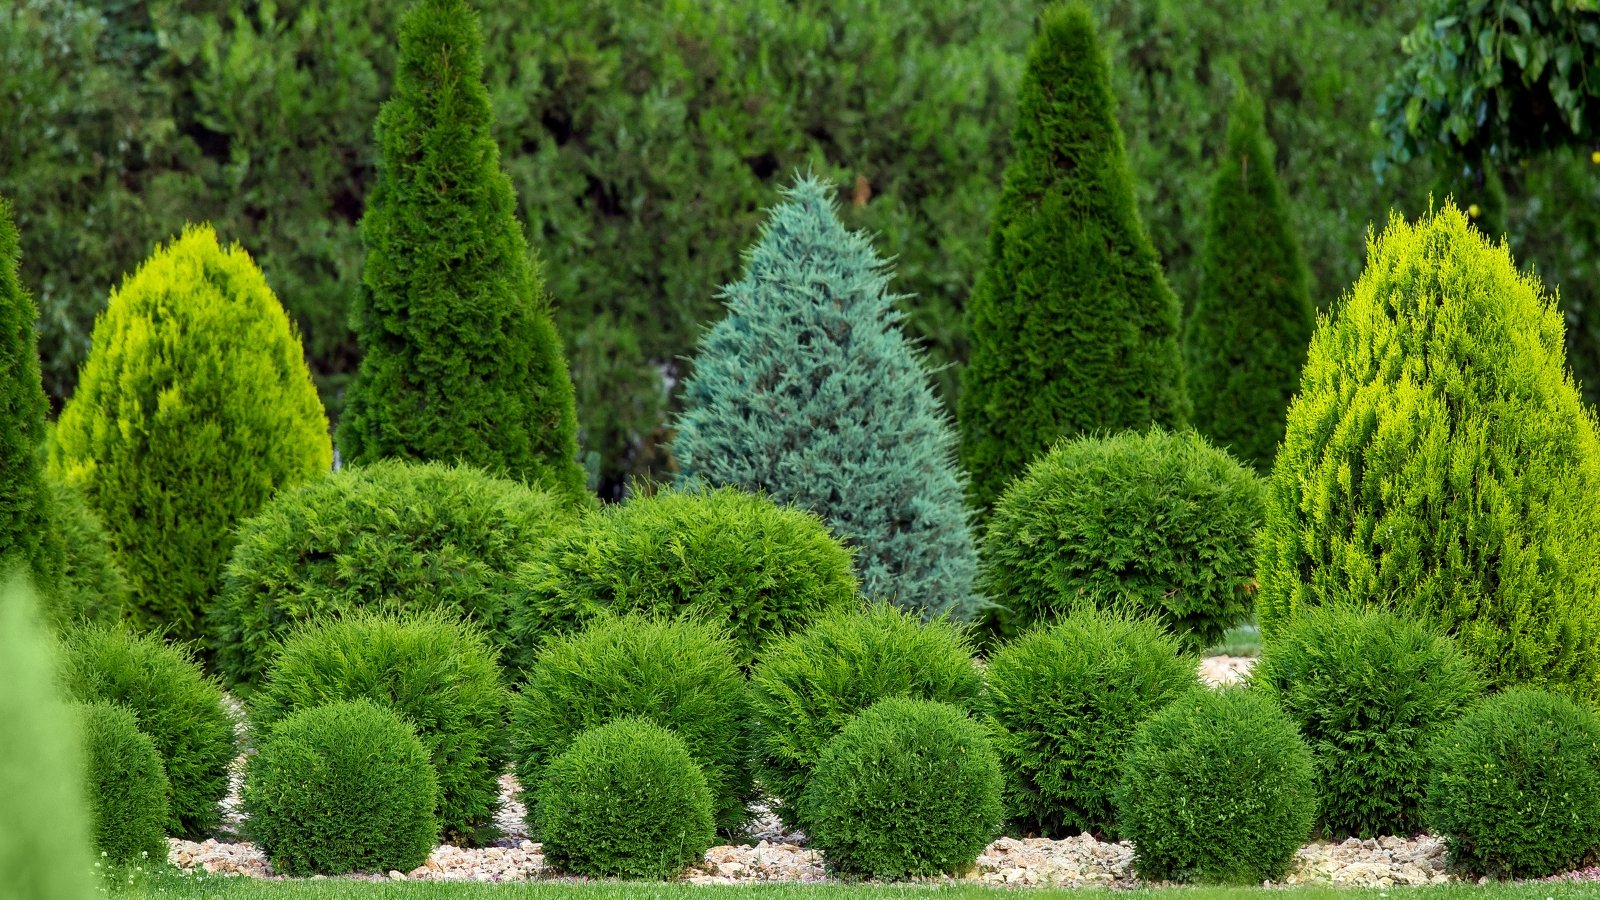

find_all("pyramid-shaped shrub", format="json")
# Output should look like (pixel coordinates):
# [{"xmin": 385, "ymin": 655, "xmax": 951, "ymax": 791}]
[{"xmin": 0, "ymin": 198, "xmax": 59, "ymax": 587}]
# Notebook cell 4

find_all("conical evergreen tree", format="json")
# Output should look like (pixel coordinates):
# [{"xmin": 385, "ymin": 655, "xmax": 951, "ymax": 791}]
[
  {"xmin": 1185, "ymin": 88, "xmax": 1315, "ymax": 470},
  {"xmin": 958, "ymin": 2, "xmax": 1187, "ymax": 512},
  {"xmin": 673, "ymin": 177, "xmax": 979, "ymax": 619},
  {"xmin": 338, "ymin": 0, "xmax": 586, "ymax": 499},
  {"xmin": 0, "ymin": 199, "xmax": 55, "ymax": 580}
]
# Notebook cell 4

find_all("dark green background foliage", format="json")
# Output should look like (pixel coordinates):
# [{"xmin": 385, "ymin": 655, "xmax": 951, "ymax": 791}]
[
  {"xmin": 673, "ymin": 177, "xmax": 978, "ymax": 620},
  {"xmin": 980, "ymin": 429, "xmax": 1263, "ymax": 648},
  {"xmin": 37, "ymin": 480, "xmax": 130, "ymax": 632},
  {"xmin": 536, "ymin": 719, "xmax": 715, "ymax": 880},
  {"xmin": 58, "ymin": 625, "xmax": 235, "ymax": 840},
  {"xmin": 77, "ymin": 701, "xmax": 170, "ymax": 864},
  {"xmin": 801, "ymin": 698, "xmax": 1002, "ymax": 880},
  {"xmin": 749, "ymin": 604, "xmax": 983, "ymax": 828},
  {"xmin": 984, "ymin": 606, "xmax": 1199, "ymax": 839},
  {"xmin": 1252, "ymin": 606, "xmax": 1484, "ymax": 839},
  {"xmin": 244, "ymin": 699, "xmax": 440, "ymax": 877},
  {"xmin": 215, "ymin": 460, "xmax": 577, "ymax": 690},
  {"xmin": 1425, "ymin": 689, "xmax": 1600, "ymax": 879},
  {"xmin": 511, "ymin": 615, "xmax": 752, "ymax": 835},
  {"xmin": 1256, "ymin": 207, "xmax": 1600, "ymax": 703},
  {"xmin": 252, "ymin": 612, "xmax": 510, "ymax": 844},
  {"xmin": 0, "ymin": 198, "xmax": 51, "ymax": 583},
  {"xmin": 1116, "ymin": 687, "xmax": 1317, "ymax": 885}
]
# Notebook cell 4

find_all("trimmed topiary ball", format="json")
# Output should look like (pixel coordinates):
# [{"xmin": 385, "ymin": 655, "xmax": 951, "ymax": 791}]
[
  {"xmin": 979, "ymin": 428, "xmax": 1263, "ymax": 648},
  {"xmin": 1117, "ymin": 686, "xmax": 1316, "ymax": 884},
  {"xmin": 750, "ymin": 603, "xmax": 982, "ymax": 828},
  {"xmin": 1253, "ymin": 605, "xmax": 1483, "ymax": 838},
  {"xmin": 1425, "ymin": 689, "xmax": 1600, "ymax": 878},
  {"xmin": 251, "ymin": 610, "xmax": 510, "ymax": 844},
  {"xmin": 76, "ymin": 701, "xmax": 169, "ymax": 864},
  {"xmin": 984, "ymin": 605, "xmax": 1199, "ymax": 838},
  {"xmin": 801, "ymin": 697, "xmax": 1002, "ymax": 879},
  {"xmin": 538, "ymin": 718, "xmax": 715, "ymax": 879},
  {"xmin": 244, "ymin": 699, "xmax": 440, "ymax": 877},
  {"xmin": 58, "ymin": 625, "xmax": 235, "ymax": 840},
  {"xmin": 38, "ymin": 480, "xmax": 130, "ymax": 632},
  {"xmin": 511, "ymin": 614, "xmax": 752, "ymax": 834}
]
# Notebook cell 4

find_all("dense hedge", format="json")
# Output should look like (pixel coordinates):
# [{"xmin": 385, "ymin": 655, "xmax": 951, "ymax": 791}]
[
  {"xmin": 37, "ymin": 481, "xmax": 130, "ymax": 632},
  {"xmin": 77, "ymin": 701, "xmax": 170, "ymax": 864}
]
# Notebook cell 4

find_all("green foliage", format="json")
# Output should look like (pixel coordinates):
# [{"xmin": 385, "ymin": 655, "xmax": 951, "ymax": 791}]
[
  {"xmin": 984, "ymin": 606, "xmax": 1199, "ymax": 839},
  {"xmin": 673, "ymin": 176, "xmax": 978, "ymax": 620},
  {"xmin": 749, "ymin": 604, "xmax": 982, "ymax": 828},
  {"xmin": 76, "ymin": 701, "xmax": 170, "ymax": 865},
  {"xmin": 48, "ymin": 225, "xmax": 332, "ymax": 646},
  {"xmin": 511, "ymin": 615, "xmax": 752, "ymax": 835},
  {"xmin": 37, "ymin": 480, "xmax": 130, "ymax": 633},
  {"xmin": 1116, "ymin": 686, "xmax": 1316, "ymax": 884},
  {"xmin": 1252, "ymin": 606, "xmax": 1484, "ymax": 839},
  {"xmin": 0, "ymin": 197, "xmax": 52, "ymax": 584},
  {"xmin": 1257, "ymin": 206, "xmax": 1600, "ymax": 702},
  {"xmin": 801, "ymin": 697, "xmax": 1002, "ymax": 879},
  {"xmin": 214, "ymin": 460, "xmax": 576, "ymax": 690},
  {"xmin": 510, "ymin": 487, "xmax": 857, "ymax": 669},
  {"xmin": 251, "ymin": 611, "xmax": 510, "ymax": 844},
  {"xmin": 338, "ymin": 0, "xmax": 585, "ymax": 499},
  {"xmin": 979, "ymin": 429, "xmax": 1263, "ymax": 648},
  {"xmin": 244, "ymin": 698, "xmax": 440, "ymax": 877},
  {"xmin": 1425, "ymin": 688, "xmax": 1600, "ymax": 878},
  {"xmin": 58, "ymin": 625, "xmax": 236, "ymax": 840}
]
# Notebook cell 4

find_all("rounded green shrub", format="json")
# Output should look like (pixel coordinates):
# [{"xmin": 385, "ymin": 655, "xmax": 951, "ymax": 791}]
[
  {"xmin": 48, "ymin": 224, "xmax": 332, "ymax": 646},
  {"xmin": 1253, "ymin": 605, "xmax": 1483, "ymax": 838},
  {"xmin": 511, "ymin": 615, "xmax": 752, "ymax": 834},
  {"xmin": 984, "ymin": 605, "xmax": 1199, "ymax": 838},
  {"xmin": 749, "ymin": 603, "xmax": 982, "ymax": 827},
  {"xmin": 979, "ymin": 428, "xmax": 1264, "ymax": 647},
  {"xmin": 58, "ymin": 625, "xmax": 236, "ymax": 839},
  {"xmin": 1425, "ymin": 689, "xmax": 1600, "ymax": 878},
  {"xmin": 801, "ymin": 697, "xmax": 1002, "ymax": 879},
  {"xmin": 510, "ymin": 486, "xmax": 858, "ymax": 668},
  {"xmin": 537, "ymin": 718, "xmax": 715, "ymax": 880},
  {"xmin": 76, "ymin": 701, "xmax": 170, "ymax": 864},
  {"xmin": 37, "ymin": 480, "xmax": 130, "ymax": 632},
  {"xmin": 244, "ymin": 698, "xmax": 440, "ymax": 877},
  {"xmin": 1116, "ymin": 687, "xmax": 1316, "ymax": 884},
  {"xmin": 214, "ymin": 459, "xmax": 576, "ymax": 689},
  {"xmin": 251, "ymin": 611, "xmax": 510, "ymax": 843}
]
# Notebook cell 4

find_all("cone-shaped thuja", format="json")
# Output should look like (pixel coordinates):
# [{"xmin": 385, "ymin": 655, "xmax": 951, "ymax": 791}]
[{"xmin": 0, "ymin": 198, "xmax": 54, "ymax": 578}]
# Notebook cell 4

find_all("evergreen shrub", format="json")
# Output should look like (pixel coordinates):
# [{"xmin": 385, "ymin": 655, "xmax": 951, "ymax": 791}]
[
  {"xmin": 0, "ymin": 197, "xmax": 52, "ymax": 586},
  {"xmin": 77, "ymin": 701, "xmax": 170, "ymax": 864},
  {"xmin": 38, "ymin": 480, "xmax": 129, "ymax": 632}
]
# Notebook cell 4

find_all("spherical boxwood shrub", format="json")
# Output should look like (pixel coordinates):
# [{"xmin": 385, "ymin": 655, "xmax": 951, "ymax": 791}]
[
  {"xmin": 985, "ymin": 605, "xmax": 1199, "ymax": 838},
  {"xmin": 214, "ymin": 459, "xmax": 578, "ymax": 689},
  {"xmin": 537, "ymin": 718, "xmax": 716, "ymax": 879},
  {"xmin": 980, "ymin": 428, "xmax": 1263, "ymax": 648},
  {"xmin": 251, "ymin": 611, "xmax": 510, "ymax": 843},
  {"xmin": 244, "ymin": 699, "xmax": 440, "ymax": 877},
  {"xmin": 510, "ymin": 486, "xmax": 858, "ymax": 669},
  {"xmin": 1425, "ymin": 689, "xmax": 1600, "ymax": 878},
  {"xmin": 801, "ymin": 697, "xmax": 1003, "ymax": 879},
  {"xmin": 1116, "ymin": 687, "xmax": 1316, "ymax": 884},
  {"xmin": 76, "ymin": 701, "xmax": 170, "ymax": 864},
  {"xmin": 37, "ymin": 480, "xmax": 130, "ymax": 632},
  {"xmin": 750, "ymin": 603, "xmax": 983, "ymax": 827},
  {"xmin": 58, "ymin": 625, "xmax": 236, "ymax": 839},
  {"xmin": 511, "ymin": 615, "xmax": 752, "ymax": 834},
  {"xmin": 1253, "ymin": 605, "xmax": 1483, "ymax": 838}
]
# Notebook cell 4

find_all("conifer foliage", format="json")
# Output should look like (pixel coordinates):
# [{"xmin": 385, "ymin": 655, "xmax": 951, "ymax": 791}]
[
  {"xmin": 674, "ymin": 177, "xmax": 978, "ymax": 618},
  {"xmin": 339, "ymin": 0, "xmax": 586, "ymax": 499},
  {"xmin": 0, "ymin": 198, "xmax": 54, "ymax": 581}
]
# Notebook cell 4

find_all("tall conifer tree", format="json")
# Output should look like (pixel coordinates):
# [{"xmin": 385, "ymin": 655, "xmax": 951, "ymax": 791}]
[{"xmin": 0, "ymin": 199, "xmax": 53, "ymax": 578}]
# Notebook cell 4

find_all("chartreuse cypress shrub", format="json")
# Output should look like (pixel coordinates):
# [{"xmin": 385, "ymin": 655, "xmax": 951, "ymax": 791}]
[
  {"xmin": 749, "ymin": 604, "xmax": 982, "ymax": 828},
  {"xmin": 1257, "ymin": 205, "xmax": 1600, "ymax": 702},
  {"xmin": 214, "ymin": 459, "xmax": 576, "ymax": 690},
  {"xmin": 0, "ymin": 198, "xmax": 54, "ymax": 586},
  {"xmin": 1184, "ymin": 88, "xmax": 1315, "ymax": 470},
  {"xmin": 39, "ymin": 481, "xmax": 130, "ymax": 632},
  {"xmin": 1253, "ymin": 605, "xmax": 1483, "ymax": 839},
  {"xmin": 958, "ymin": 3, "xmax": 1188, "ymax": 512},
  {"xmin": 58, "ymin": 625, "xmax": 236, "ymax": 840},
  {"xmin": 252, "ymin": 611, "xmax": 510, "ymax": 844},
  {"xmin": 48, "ymin": 225, "xmax": 331, "ymax": 646},
  {"xmin": 76, "ymin": 701, "xmax": 170, "ymax": 865},
  {"xmin": 338, "ymin": 0, "xmax": 585, "ymax": 499},
  {"xmin": 1116, "ymin": 687, "xmax": 1316, "ymax": 884},
  {"xmin": 984, "ymin": 605, "xmax": 1199, "ymax": 838},
  {"xmin": 673, "ymin": 177, "xmax": 978, "ymax": 620},
  {"xmin": 244, "ymin": 698, "xmax": 440, "ymax": 877},
  {"xmin": 980, "ymin": 429, "xmax": 1263, "ymax": 647},
  {"xmin": 511, "ymin": 615, "xmax": 752, "ymax": 834}
]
